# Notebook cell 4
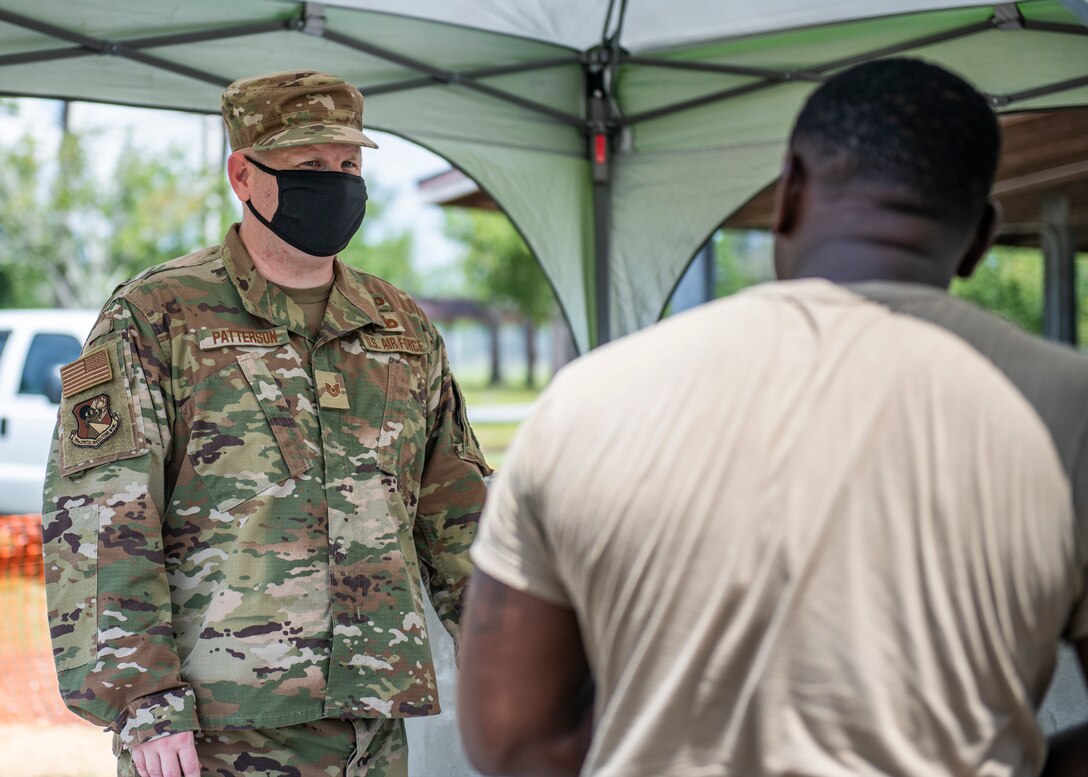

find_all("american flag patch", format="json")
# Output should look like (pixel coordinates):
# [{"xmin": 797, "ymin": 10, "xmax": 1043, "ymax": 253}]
[{"xmin": 60, "ymin": 347, "xmax": 113, "ymax": 398}]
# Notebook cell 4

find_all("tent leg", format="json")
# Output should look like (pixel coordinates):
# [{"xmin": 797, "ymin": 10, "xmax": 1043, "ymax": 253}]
[
  {"xmin": 593, "ymin": 179, "xmax": 611, "ymax": 345},
  {"xmin": 585, "ymin": 41, "xmax": 620, "ymax": 348},
  {"xmin": 1041, "ymin": 194, "xmax": 1078, "ymax": 345}
]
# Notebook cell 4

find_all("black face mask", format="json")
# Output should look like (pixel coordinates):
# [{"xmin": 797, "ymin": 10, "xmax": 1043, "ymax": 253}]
[{"xmin": 244, "ymin": 155, "xmax": 368, "ymax": 257}]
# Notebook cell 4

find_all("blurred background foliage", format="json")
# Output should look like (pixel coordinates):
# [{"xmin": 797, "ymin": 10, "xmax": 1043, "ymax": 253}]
[
  {"xmin": 444, "ymin": 209, "xmax": 556, "ymax": 328},
  {"xmin": 951, "ymin": 246, "xmax": 1044, "ymax": 334},
  {"xmin": 0, "ymin": 118, "xmax": 415, "ymax": 308},
  {"xmin": 708, "ymin": 229, "xmax": 1085, "ymax": 344},
  {"xmin": 0, "ymin": 102, "xmax": 1082, "ymax": 353}
]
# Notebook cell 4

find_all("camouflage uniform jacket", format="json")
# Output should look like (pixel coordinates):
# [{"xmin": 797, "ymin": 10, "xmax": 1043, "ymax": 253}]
[{"xmin": 42, "ymin": 225, "xmax": 490, "ymax": 752}]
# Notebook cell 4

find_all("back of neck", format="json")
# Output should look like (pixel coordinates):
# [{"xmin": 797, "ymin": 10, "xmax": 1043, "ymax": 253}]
[{"xmin": 792, "ymin": 242, "xmax": 952, "ymax": 288}]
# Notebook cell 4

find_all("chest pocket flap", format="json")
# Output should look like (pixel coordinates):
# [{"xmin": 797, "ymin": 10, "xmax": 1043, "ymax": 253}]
[
  {"xmin": 355, "ymin": 329, "xmax": 429, "ymax": 479},
  {"xmin": 187, "ymin": 352, "xmax": 313, "ymax": 511}
]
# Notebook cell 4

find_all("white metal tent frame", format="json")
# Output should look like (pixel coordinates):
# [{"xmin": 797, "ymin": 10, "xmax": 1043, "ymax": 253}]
[{"xmin": 0, "ymin": 1, "xmax": 1085, "ymax": 349}]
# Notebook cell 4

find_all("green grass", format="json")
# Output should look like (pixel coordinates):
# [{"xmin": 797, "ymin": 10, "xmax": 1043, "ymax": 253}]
[{"xmin": 472, "ymin": 422, "xmax": 521, "ymax": 470}]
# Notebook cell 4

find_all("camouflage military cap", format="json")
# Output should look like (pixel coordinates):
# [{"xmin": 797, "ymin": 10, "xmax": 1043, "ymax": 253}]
[{"xmin": 221, "ymin": 70, "xmax": 378, "ymax": 152}]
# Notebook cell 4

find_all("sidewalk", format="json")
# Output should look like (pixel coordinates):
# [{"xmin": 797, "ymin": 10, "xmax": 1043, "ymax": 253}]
[
  {"xmin": 0, "ymin": 723, "xmax": 114, "ymax": 777},
  {"xmin": 466, "ymin": 402, "xmax": 535, "ymax": 424}
]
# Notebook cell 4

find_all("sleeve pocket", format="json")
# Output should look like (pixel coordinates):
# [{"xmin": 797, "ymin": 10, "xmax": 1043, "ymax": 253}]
[
  {"xmin": 42, "ymin": 504, "xmax": 99, "ymax": 670},
  {"xmin": 59, "ymin": 332, "xmax": 148, "ymax": 478},
  {"xmin": 450, "ymin": 375, "xmax": 492, "ymax": 475}
]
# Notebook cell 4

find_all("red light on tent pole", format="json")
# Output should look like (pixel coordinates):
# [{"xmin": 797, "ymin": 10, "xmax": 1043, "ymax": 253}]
[{"xmin": 594, "ymin": 133, "xmax": 607, "ymax": 165}]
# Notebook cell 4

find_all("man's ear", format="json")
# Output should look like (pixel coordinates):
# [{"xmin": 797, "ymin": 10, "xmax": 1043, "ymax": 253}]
[
  {"xmin": 225, "ymin": 151, "xmax": 252, "ymax": 202},
  {"xmin": 955, "ymin": 198, "xmax": 1002, "ymax": 279},
  {"xmin": 772, "ymin": 151, "xmax": 807, "ymax": 238}
]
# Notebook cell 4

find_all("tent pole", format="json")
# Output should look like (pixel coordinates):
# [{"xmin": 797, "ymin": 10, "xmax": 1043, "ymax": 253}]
[
  {"xmin": 586, "ymin": 0, "xmax": 628, "ymax": 347},
  {"xmin": 592, "ymin": 171, "xmax": 611, "ymax": 346},
  {"xmin": 321, "ymin": 27, "xmax": 583, "ymax": 127},
  {"xmin": 621, "ymin": 20, "xmax": 992, "ymax": 127},
  {"xmin": 1042, "ymin": 194, "xmax": 1078, "ymax": 345},
  {"xmin": 587, "ymin": 48, "xmax": 613, "ymax": 345}
]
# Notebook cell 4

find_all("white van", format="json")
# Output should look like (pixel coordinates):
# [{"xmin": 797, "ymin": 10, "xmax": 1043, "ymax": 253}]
[{"xmin": 0, "ymin": 309, "xmax": 98, "ymax": 515}]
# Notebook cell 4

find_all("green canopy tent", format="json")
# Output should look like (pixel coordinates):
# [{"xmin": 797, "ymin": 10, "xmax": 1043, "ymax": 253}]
[
  {"xmin": 0, "ymin": 0, "xmax": 1085, "ymax": 352},
  {"xmin": 1, "ymin": 1, "xmax": 1086, "ymax": 760}
]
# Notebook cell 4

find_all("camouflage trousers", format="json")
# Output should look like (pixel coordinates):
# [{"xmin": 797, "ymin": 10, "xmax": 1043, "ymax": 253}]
[{"xmin": 117, "ymin": 717, "xmax": 407, "ymax": 777}]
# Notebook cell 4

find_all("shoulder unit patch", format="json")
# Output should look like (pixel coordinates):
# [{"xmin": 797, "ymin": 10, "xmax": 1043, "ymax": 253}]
[
  {"xmin": 70, "ymin": 393, "xmax": 120, "ymax": 448},
  {"xmin": 58, "ymin": 331, "xmax": 146, "ymax": 478}
]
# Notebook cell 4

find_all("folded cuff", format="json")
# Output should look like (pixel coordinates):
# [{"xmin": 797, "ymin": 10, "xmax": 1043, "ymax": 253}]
[{"xmin": 109, "ymin": 686, "xmax": 200, "ymax": 755}]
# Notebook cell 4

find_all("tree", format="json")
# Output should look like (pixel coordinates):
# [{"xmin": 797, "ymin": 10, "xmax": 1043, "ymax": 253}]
[
  {"xmin": 0, "ymin": 127, "xmax": 111, "ymax": 308},
  {"xmin": 0, "ymin": 103, "xmax": 415, "ymax": 310},
  {"xmin": 709, "ymin": 232, "xmax": 1088, "ymax": 346},
  {"xmin": 951, "ymin": 246, "xmax": 1045, "ymax": 335},
  {"xmin": 0, "ymin": 125, "xmax": 226, "ymax": 308},
  {"xmin": 713, "ymin": 230, "xmax": 774, "ymax": 298},
  {"xmin": 101, "ymin": 141, "xmax": 227, "ymax": 284},
  {"xmin": 445, "ymin": 209, "xmax": 555, "ymax": 387}
]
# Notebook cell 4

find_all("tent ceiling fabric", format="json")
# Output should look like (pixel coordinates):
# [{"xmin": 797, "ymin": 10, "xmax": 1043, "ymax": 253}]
[{"xmin": 0, "ymin": 1, "xmax": 1085, "ymax": 350}]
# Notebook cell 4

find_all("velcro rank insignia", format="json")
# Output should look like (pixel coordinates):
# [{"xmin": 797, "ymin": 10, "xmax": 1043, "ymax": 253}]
[
  {"xmin": 360, "ymin": 333, "xmax": 426, "ymax": 355},
  {"xmin": 315, "ymin": 369, "xmax": 350, "ymax": 410},
  {"xmin": 377, "ymin": 313, "xmax": 405, "ymax": 333},
  {"xmin": 60, "ymin": 347, "xmax": 112, "ymax": 397},
  {"xmin": 198, "ymin": 327, "xmax": 290, "ymax": 350}
]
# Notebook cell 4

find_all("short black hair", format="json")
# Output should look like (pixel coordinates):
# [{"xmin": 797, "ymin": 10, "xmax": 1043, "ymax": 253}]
[{"xmin": 789, "ymin": 58, "xmax": 1000, "ymax": 223}]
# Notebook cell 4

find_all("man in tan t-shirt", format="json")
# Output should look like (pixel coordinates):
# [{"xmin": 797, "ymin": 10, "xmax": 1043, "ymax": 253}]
[{"xmin": 457, "ymin": 59, "xmax": 1088, "ymax": 777}]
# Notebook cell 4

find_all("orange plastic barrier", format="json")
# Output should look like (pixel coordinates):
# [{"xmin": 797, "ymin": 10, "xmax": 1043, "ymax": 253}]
[
  {"xmin": 0, "ymin": 513, "xmax": 77, "ymax": 724},
  {"xmin": 0, "ymin": 514, "xmax": 44, "ymax": 579}
]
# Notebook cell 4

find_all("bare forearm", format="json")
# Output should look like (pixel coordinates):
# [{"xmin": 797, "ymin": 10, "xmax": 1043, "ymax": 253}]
[
  {"xmin": 460, "ymin": 572, "xmax": 595, "ymax": 777},
  {"xmin": 474, "ymin": 706, "xmax": 592, "ymax": 777},
  {"xmin": 466, "ymin": 674, "xmax": 594, "ymax": 776},
  {"xmin": 1041, "ymin": 723, "xmax": 1088, "ymax": 777}
]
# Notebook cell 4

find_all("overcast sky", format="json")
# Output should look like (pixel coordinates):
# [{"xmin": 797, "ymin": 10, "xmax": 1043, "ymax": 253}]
[{"xmin": 0, "ymin": 97, "xmax": 464, "ymax": 275}]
